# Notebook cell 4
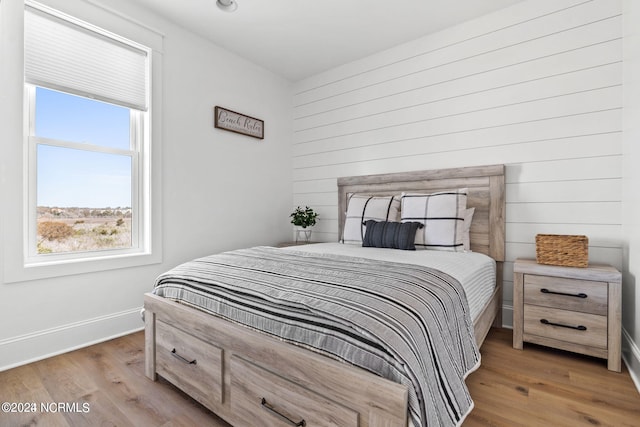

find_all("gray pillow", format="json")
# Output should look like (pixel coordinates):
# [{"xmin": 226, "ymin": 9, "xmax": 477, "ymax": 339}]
[{"xmin": 362, "ymin": 220, "xmax": 424, "ymax": 250}]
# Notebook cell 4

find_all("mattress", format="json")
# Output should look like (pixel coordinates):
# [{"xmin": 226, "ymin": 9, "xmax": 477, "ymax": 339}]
[{"xmin": 283, "ymin": 242, "xmax": 496, "ymax": 322}]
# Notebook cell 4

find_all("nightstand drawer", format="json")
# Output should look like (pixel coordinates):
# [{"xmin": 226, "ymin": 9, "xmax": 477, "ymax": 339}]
[
  {"xmin": 523, "ymin": 274, "xmax": 607, "ymax": 315},
  {"xmin": 523, "ymin": 304, "xmax": 607, "ymax": 349}
]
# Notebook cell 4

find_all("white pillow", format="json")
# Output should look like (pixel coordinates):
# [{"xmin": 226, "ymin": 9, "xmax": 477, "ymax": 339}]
[
  {"xmin": 463, "ymin": 207, "xmax": 475, "ymax": 251},
  {"xmin": 342, "ymin": 194, "xmax": 401, "ymax": 245},
  {"xmin": 401, "ymin": 188, "xmax": 468, "ymax": 251}
]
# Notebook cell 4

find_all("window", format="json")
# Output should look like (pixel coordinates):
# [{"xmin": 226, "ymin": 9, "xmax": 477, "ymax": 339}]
[
  {"xmin": 23, "ymin": 2, "xmax": 152, "ymax": 266},
  {"xmin": 27, "ymin": 86, "xmax": 141, "ymax": 257}
]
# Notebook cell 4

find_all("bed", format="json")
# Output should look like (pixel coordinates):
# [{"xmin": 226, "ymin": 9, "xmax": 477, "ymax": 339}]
[{"xmin": 144, "ymin": 164, "xmax": 505, "ymax": 427}]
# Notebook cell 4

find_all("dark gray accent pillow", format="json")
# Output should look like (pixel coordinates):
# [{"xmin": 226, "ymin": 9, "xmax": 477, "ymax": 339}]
[{"xmin": 362, "ymin": 220, "xmax": 424, "ymax": 250}]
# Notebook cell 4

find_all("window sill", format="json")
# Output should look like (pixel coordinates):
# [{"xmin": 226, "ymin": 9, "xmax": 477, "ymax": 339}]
[{"xmin": 4, "ymin": 250, "xmax": 162, "ymax": 284}]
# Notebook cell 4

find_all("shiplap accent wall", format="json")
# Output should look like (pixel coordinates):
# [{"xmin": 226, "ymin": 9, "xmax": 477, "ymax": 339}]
[{"xmin": 292, "ymin": 0, "xmax": 623, "ymax": 325}]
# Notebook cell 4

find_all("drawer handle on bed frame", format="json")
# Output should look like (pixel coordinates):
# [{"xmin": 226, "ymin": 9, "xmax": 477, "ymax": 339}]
[
  {"xmin": 170, "ymin": 348, "xmax": 197, "ymax": 365},
  {"xmin": 540, "ymin": 319, "xmax": 587, "ymax": 331},
  {"xmin": 260, "ymin": 397, "xmax": 306, "ymax": 427},
  {"xmin": 540, "ymin": 288, "xmax": 587, "ymax": 298}
]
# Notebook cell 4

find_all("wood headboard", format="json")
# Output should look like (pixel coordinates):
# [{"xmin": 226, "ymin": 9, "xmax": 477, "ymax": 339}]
[{"xmin": 337, "ymin": 164, "xmax": 506, "ymax": 262}]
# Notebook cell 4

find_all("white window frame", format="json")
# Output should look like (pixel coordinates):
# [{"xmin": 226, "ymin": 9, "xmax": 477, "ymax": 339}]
[
  {"xmin": 1, "ymin": 1, "xmax": 164, "ymax": 282},
  {"xmin": 24, "ymin": 85, "xmax": 149, "ymax": 266}
]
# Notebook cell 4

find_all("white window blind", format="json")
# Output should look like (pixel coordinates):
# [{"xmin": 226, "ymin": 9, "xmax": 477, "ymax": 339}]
[{"xmin": 24, "ymin": 4, "xmax": 149, "ymax": 111}]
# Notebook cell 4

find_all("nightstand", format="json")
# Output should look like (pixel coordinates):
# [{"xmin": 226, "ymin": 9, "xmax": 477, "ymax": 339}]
[{"xmin": 513, "ymin": 258, "xmax": 622, "ymax": 372}]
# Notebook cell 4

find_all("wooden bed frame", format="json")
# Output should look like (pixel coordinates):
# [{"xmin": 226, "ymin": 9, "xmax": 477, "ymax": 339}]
[{"xmin": 144, "ymin": 164, "xmax": 505, "ymax": 427}]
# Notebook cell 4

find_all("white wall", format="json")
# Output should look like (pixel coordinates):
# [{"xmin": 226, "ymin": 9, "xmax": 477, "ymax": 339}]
[
  {"xmin": 622, "ymin": 0, "xmax": 640, "ymax": 388},
  {"xmin": 292, "ymin": 0, "xmax": 623, "ymax": 334},
  {"xmin": 0, "ymin": 0, "xmax": 292, "ymax": 370}
]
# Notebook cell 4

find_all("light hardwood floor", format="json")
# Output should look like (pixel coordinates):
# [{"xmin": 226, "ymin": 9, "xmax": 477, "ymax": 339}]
[
  {"xmin": 465, "ymin": 329, "xmax": 639, "ymax": 426},
  {"xmin": 0, "ymin": 328, "xmax": 638, "ymax": 426}
]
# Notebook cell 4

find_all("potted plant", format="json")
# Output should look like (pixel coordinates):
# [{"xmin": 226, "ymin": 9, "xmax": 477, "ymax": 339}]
[{"xmin": 290, "ymin": 206, "xmax": 318, "ymax": 243}]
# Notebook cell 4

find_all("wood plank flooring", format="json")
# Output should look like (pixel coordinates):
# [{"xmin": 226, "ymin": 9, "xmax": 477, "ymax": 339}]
[
  {"xmin": 464, "ymin": 329, "xmax": 639, "ymax": 426},
  {"xmin": 0, "ymin": 328, "xmax": 638, "ymax": 426}
]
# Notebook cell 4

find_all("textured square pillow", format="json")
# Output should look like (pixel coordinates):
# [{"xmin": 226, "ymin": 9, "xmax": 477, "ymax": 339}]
[
  {"xmin": 362, "ymin": 220, "xmax": 424, "ymax": 250},
  {"xmin": 401, "ymin": 188, "xmax": 468, "ymax": 251},
  {"xmin": 342, "ymin": 194, "xmax": 401, "ymax": 244}
]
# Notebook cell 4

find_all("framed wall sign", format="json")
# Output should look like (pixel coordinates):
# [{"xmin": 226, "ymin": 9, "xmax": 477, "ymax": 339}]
[{"xmin": 214, "ymin": 106, "xmax": 264, "ymax": 139}]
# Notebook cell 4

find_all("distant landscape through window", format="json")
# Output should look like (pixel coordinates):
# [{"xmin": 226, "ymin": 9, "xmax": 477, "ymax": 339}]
[{"xmin": 34, "ymin": 87, "xmax": 134, "ymax": 254}]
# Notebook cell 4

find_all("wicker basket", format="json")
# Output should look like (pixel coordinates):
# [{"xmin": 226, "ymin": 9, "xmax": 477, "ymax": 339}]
[{"xmin": 535, "ymin": 234, "xmax": 589, "ymax": 267}]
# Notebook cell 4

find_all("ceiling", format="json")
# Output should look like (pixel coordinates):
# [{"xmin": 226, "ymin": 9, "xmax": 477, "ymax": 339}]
[{"xmin": 127, "ymin": 0, "xmax": 524, "ymax": 82}]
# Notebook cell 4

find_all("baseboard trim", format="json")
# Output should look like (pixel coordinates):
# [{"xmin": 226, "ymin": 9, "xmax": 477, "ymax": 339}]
[
  {"xmin": 501, "ymin": 303, "xmax": 513, "ymax": 329},
  {"xmin": 0, "ymin": 307, "xmax": 144, "ymax": 372},
  {"xmin": 622, "ymin": 327, "xmax": 640, "ymax": 393}
]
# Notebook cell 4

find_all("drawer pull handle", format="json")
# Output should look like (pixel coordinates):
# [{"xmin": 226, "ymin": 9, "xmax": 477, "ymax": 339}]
[
  {"xmin": 260, "ymin": 397, "xmax": 306, "ymax": 427},
  {"xmin": 540, "ymin": 318, "xmax": 587, "ymax": 331},
  {"xmin": 170, "ymin": 348, "xmax": 197, "ymax": 365},
  {"xmin": 540, "ymin": 288, "xmax": 587, "ymax": 299}
]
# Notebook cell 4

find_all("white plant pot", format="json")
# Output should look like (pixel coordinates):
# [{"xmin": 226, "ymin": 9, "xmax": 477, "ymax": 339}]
[{"xmin": 293, "ymin": 226, "xmax": 312, "ymax": 244}]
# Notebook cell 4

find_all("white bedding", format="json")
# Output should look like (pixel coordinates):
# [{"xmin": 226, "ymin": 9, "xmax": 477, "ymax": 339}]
[{"xmin": 282, "ymin": 242, "xmax": 496, "ymax": 322}]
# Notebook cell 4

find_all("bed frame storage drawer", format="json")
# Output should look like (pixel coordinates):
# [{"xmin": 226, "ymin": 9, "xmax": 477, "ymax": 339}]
[
  {"xmin": 230, "ymin": 355, "xmax": 359, "ymax": 427},
  {"xmin": 155, "ymin": 320, "xmax": 223, "ymax": 410}
]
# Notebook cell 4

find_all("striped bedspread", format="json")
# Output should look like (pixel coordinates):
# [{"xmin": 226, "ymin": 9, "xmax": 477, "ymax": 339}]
[{"xmin": 153, "ymin": 246, "xmax": 480, "ymax": 427}]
